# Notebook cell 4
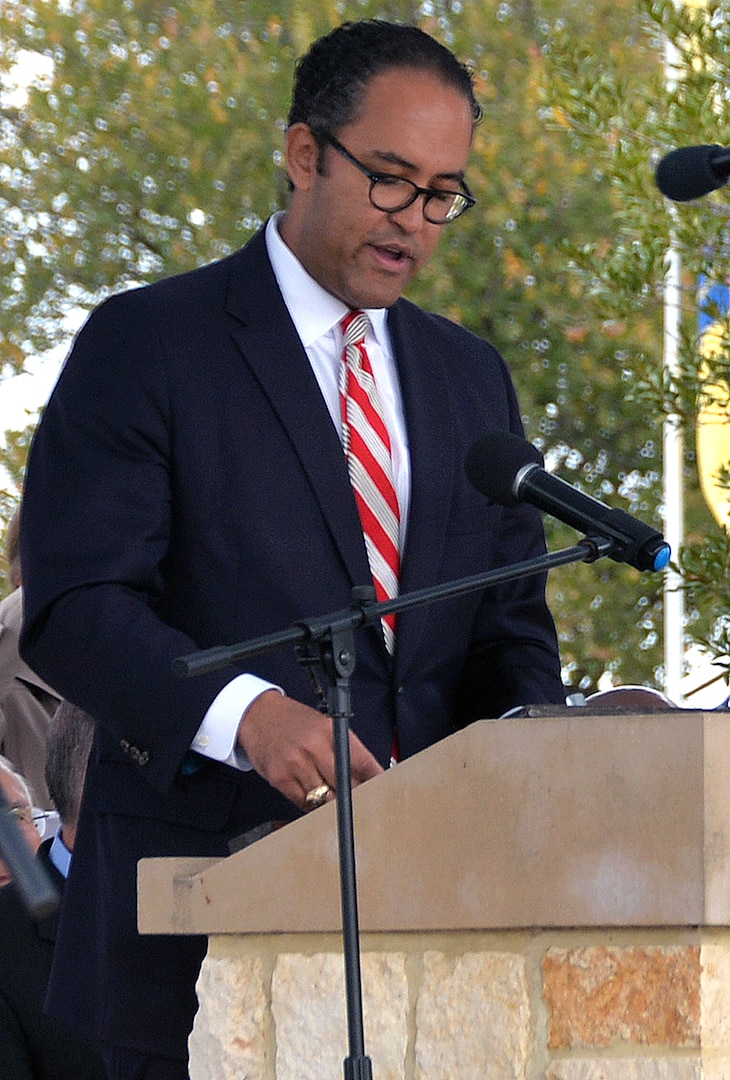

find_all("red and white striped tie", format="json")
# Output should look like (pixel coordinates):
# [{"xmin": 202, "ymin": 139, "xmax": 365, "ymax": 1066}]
[{"xmin": 340, "ymin": 310, "xmax": 400, "ymax": 654}]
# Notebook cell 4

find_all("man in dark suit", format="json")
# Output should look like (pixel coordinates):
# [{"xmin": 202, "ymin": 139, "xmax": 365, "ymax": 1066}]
[
  {"xmin": 19, "ymin": 20, "xmax": 565, "ymax": 1080},
  {"xmin": 0, "ymin": 704, "xmax": 105, "ymax": 1080}
]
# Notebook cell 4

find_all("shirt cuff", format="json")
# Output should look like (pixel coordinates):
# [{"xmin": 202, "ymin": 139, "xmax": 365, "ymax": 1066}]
[{"xmin": 191, "ymin": 674, "xmax": 284, "ymax": 771}]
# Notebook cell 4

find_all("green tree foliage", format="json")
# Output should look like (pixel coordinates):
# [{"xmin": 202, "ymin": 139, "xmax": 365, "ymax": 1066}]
[
  {"xmin": 414, "ymin": 0, "xmax": 671, "ymax": 694},
  {"xmin": 0, "ymin": 0, "xmax": 684, "ymax": 691},
  {"xmin": 542, "ymin": 0, "xmax": 730, "ymax": 692}
]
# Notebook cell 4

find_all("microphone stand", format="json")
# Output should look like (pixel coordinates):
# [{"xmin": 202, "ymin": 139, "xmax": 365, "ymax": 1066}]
[{"xmin": 174, "ymin": 533, "xmax": 616, "ymax": 1079}]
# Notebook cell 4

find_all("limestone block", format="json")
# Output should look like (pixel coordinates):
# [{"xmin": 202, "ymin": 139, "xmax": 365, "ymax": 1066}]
[
  {"xmin": 271, "ymin": 952, "xmax": 408, "ymax": 1080},
  {"xmin": 703, "ymin": 1060, "xmax": 730, "ymax": 1080},
  {"xmin": 414, "ymin": 950, "xmax": 530, "ymax": 1080},
  {"xmin": 545, "ymin": 1059, "xmax": 700, "ymax": 1080},
  {"xmin": 702, "ymin": 942, "xmax": 730, "ymax": 1051},
  {"xmin": 543, "ymin": 946, "xmax": 700, "ymax": 1049},
  {"xmin": 189, "ymin": 950, "xmax": 269, "ymax": 1080}
]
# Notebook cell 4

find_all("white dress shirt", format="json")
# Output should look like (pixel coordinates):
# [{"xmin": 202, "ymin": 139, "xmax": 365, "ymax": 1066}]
[{"xmin": 189, "ymin": 214, "xmax": 410, "ymax": 769}]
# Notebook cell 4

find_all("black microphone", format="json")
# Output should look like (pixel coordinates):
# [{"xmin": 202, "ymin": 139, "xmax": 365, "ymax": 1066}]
[
  {"xmin": 655, "ymin": 144, "xmax": 730, "ymax": 202},
  {"xmin": 465, "ymin": 432, "xmax": 671, "ymax": 573}
]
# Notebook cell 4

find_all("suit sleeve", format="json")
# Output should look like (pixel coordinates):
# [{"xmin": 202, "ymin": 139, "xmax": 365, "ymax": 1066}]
[
  {"xmin": 453, "ymin": 506, "xmax": 566, "ymax": 722},
  {"xmin": 450, "ymin": 331, "xmax": 565, "ymax": 719},
  {"xmin": 19, "ymin": 292, "xmax": 238, "ymax": 793}
]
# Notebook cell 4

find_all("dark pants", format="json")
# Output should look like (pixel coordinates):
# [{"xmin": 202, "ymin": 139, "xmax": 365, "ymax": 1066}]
[{"xmin": 102, "ymin": 1047, "xmax": 189, "ymax": 1080}]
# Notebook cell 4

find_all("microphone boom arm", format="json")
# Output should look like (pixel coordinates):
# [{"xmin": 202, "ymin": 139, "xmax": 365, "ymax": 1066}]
[{"xmin": 174, "ymin": 535, "xmax": 614, "ymax": 679}]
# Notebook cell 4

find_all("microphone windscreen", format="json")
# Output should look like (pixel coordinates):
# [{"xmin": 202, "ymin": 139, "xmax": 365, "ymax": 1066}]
[
  {"xmin": 655, "ymin": 144, "xmax": 725, "ymax": 201},
  {"xmin": 465, "ymin": 432, "xmax": 543, "ymax": 506}
]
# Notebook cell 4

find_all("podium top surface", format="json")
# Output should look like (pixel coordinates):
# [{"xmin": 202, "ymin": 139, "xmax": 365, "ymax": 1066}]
[{"xmin": 139, "ymin": 710, "xmax": 730, "ymax": 935}]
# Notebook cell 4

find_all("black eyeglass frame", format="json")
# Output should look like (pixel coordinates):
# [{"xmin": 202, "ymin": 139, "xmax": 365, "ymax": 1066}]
[{"xmin": 323, "ymin": 133, "xmax": 476, "ymax": 224}]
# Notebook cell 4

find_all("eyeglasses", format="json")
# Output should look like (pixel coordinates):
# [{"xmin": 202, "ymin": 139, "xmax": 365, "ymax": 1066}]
[
  {"xmin": 7, "ymin": 805, "xmax": 53, "ymax": 835},
  {"xmin": 324, "ymin": 134, "xmax": 476, "ymax": 225}
]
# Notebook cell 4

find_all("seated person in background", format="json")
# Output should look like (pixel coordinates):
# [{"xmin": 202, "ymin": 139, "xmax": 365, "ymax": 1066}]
[
  {"xmin": 0, "ymin": 512, "xmax": 61, "ymax": 810},
  {"xmin": 0, "ymin": 754, "xmax": 41, "ymax": 887},
  {"xmin": 0, "ymin": 707, "xmax": 106, "ymax": 1080}
]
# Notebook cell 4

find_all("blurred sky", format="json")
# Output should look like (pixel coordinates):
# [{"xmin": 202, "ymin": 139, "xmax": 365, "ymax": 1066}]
[
  {"xmin": 0, "ymin": 351, "xmax": 64, "ymax": 439},
  {"xmin": 0, "ymin": 52, "xmax": 64, "ymax": 441}
]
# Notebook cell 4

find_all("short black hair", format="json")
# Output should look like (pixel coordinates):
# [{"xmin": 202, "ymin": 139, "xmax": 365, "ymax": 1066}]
[{"xmin": 288, "ymin": 20, "xmax": 482, "ymax": 142}]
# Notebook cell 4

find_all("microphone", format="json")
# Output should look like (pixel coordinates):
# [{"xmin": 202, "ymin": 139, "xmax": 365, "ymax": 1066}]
[
  {"xmin": 465, "ymin": 432, "xmax": 671, "ymax": 573},
  {"xmin": 655, "ymin": 144, "xmax": 730, "ymax": 202}
]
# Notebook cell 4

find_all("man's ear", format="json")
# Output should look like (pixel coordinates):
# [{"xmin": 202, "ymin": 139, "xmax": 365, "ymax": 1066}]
[{"xmin": 285, "ymin": 123, "xmax": 321, "ymax": 191}]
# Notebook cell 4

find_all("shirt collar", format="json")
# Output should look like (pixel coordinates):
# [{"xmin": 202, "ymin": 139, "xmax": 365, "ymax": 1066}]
[
  {"xmin": 49, "ymin": 829, "xmax": 73, "ymax": 879},
  {"xmin": 265, "ymin": 213, "xmax": 389, "ymax": 350}
]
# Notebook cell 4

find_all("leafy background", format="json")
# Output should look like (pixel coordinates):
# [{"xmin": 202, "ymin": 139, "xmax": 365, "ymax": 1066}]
[{"xmin": 1, "ymin": 0, "xmax": 728, "ymax": 699}]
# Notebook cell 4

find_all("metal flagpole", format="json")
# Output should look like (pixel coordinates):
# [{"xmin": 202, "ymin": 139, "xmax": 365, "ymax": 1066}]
[{"xmin": 662, "ymin": 32, "xmax": 685, "ymax": 705}]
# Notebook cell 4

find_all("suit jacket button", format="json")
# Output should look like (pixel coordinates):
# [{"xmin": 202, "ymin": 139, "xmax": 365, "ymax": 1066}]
[{"xmin": 120, "ymin": 739, "xmax": 150, "ymax": 766}]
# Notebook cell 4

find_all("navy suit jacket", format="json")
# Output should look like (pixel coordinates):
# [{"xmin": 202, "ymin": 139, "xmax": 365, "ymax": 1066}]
[{"xmin": 20, "ymin": 226, "xmax": 564, "ymax": 1058}]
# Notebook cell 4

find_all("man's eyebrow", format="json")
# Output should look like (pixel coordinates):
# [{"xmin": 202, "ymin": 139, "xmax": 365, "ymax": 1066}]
[{"xmin": 371, "ymin": 149, "xmax": 466, "ymax": 183}]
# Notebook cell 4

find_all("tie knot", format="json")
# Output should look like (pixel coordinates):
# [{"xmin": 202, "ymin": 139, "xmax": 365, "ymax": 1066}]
[{"xmin": 341, "ymin": 309, "xmax": 370, "ymax": 350}]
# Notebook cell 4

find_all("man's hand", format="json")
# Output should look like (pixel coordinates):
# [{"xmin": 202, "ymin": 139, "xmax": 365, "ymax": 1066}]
[{"xmin": 237, "ymin": 689, "xmax": 384, "ymax": 810}]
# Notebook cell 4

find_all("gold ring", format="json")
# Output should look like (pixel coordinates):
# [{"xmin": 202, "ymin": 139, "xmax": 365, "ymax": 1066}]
[{"xmin": 303, "ymin": 783, "xmax": 332, "ymax": 811}]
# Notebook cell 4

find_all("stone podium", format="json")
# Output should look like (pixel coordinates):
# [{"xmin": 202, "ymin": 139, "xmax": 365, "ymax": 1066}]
[{"xmin": 138, "ymin": 710, "xmax": 730, "ymax": 1079}]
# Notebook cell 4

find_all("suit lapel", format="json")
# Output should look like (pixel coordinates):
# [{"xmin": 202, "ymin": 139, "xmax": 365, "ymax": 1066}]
[
  {"xmin": 388, "ymin": 302, "xmax": 457, "ymax": 674},
  {"xmin": 224, "ymin": 232, "xmax": 372, "ymax": 592}
]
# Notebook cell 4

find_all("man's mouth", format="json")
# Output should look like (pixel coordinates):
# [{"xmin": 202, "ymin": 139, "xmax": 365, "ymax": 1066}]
[{"xmin": 370, "ymin": 242, "xmax": 415, "ymax": 267}]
